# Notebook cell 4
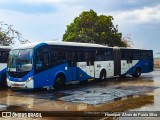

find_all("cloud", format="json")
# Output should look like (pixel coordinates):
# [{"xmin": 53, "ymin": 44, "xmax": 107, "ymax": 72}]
[
  {"xmin": 0, "ymin": 2, "xmax": 84, "ymax": 43},
  {"xmin": 0, "ymin": 0, "xmax": 159, "ymax": 51},
  {"xmin": 0, "ymin": 0, "xmax": 84, "ymax": 14},
  {"xmin": 0, "ymin": 0, "xmax": 81, "ymax": 5},
  {"xmin": 0, "ymin": 0, "xmax": 59, "ymax": 4},
  {"xmin": 112, "ymin": 5, "xmax": 160, "ymax": 25},
  {"xmin": 98, "ymin": 4, "xmax": 160, "ymax": 50}
]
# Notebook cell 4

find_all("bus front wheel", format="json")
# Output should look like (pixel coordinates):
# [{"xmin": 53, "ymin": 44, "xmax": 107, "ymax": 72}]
[
  {"xmin": 54, "ymin": 74, "xmax": 65, "ymax": 90},
  {"xmin": 132, "ymin": 68, "xmax": 141, "ymax": 78}
]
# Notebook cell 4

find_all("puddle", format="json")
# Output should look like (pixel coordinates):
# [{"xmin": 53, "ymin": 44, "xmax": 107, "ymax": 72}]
[
  {"xmin": 59, "ymin": 88, "xmax": 140, "ymax": 105},
  {"xmin": 0, "ymin": 104, "xmax": 7, "ymax": 111}
]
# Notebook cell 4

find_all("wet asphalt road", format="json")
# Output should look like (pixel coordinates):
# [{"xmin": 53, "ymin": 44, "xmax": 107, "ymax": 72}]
[{"xmin": 0, "ymin": 70, "xmax": 160, "ymax": 120}]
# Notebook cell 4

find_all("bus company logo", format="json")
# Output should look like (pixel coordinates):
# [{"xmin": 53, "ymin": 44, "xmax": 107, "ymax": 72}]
[{"xmin": 2, "ymin": 112, "xmax": 12, "ymax": 118}]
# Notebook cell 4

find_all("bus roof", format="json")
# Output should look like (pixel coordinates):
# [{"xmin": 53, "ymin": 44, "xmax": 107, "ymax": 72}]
[
  {"xmin": 11, "ymin": 41, "xmax": 152, "ymax": 51},
  {"xmin": 0, "ymin": 46, "xmax": 12, "ymax": 50},
  {"xmin": 119, "ymin": 47, "xmax": 152, "ymax": 51},
  {"xmin": 12, "ymin": 41, "xmax": 109, "ymax": 50}
]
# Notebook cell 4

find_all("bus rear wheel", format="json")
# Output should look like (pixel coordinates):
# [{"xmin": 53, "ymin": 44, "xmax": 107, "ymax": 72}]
[
  {"xmin": 54, "ymin": 74, "xmax": 65, "ymax": 90},
  {"xmin": 132, "ymin": 68, "xmax": 141, "ymax": 78}
]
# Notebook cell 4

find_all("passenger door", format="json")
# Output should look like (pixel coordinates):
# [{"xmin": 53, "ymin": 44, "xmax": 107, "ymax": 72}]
[
  {"xmin": 34, "ymin": 50, "xmax": 50, "ymax": 87},
  {"xmin": 66, "ymin": 49, "xmax": 78, "ymax": 81},
  {"xmin": 77, "ymin": 50, "xmax": 87, "ymax": 81},
  {"xmin": 126, "ymin": 50, "xmax": 133, "ymax": 71},
  {"xmin": 85, "ymin": 51, "xmax": 95, "ymax": 78}
]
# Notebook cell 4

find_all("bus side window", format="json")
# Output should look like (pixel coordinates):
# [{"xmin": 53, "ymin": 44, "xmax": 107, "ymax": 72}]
[
  {"xmin": 141, "ymin": 51, "xmax": 147, "ymax": 60},
  {"xmin": 49, "ymin": 47, "xmax": 66, "ymax": 66},
  {"xmin": 66, "ymin": 49, "xmax": 71, "ymax": 66},
  {"xmin": 95, "ymin": 50, "xmax": 104, "ymax": 61},
  {"xmin": 120, "ymin": 49, "xmax": 125, "ymax": 60},
  {"xmin": 85, "ymin": 51, "xmax": 94, "ymax": 66},
  {"xmin": 1, "ymin": 51, "xmax": 9, "ymax": 63},
  {"xmin": 72, "ymin": 51, "xmax": 78, "ymax": 66},
  {"xmin": 42, "ymin": 52, "xmax": 49, "ymax": 67},
  {"xmin": 127, "ymin": 50, "xmax": 132, "ymax": 63},
  {"xmin": 78, "ymin": 50, "xmax": 85, "ymax": 62},
  {"xmin": 35, "ymin": 46, "xmax": 50, "ymax": 72},
  {"xmin": 35, "ymin": 52, "xmax": 43, "ymax": 71},
  {"xmin": 66, "ymin": 49, "xmax": 77, "ymax": 66},
  {"xmin": 148, "ymin": 51, "xmax": 153, "ymax": 60},
  {"xmin": 0, "ymin": 51, "xmax": 1, "ymax": 63},
  {"xmin": 133, "ymin": 50, "xmax": 139, "ymax": 60},
  {"xmin": 105, "ymin": 49, "xmax": 112, "ymax": 60}
]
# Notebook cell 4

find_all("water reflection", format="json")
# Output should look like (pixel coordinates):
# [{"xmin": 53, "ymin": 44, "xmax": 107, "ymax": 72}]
[
  {"xmin": 0, "ymin": 89, "xmax": 154, "ymax": 113},
  {"xmin": 0, "ymin": 94, "xmax": 154, "ymax": 120},
  {"xmin": 0, "ymin": 70, "xmax": 158, "ymax": 119}
]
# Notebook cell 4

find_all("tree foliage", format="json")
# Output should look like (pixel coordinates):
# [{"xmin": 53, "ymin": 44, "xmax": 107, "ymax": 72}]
[
  {"xmin": 0, "ymin": 21, "xmax": 30, "ymax": 46},
  {"xmin": 63, "ymin": 9, "xmax": 126, "ymax": 47},
  {"xmin": 0, "ymin": 32, "xmax": 13, "ymax": 46}
]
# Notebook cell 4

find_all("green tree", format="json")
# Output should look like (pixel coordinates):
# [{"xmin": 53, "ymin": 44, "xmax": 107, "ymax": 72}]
[{"xmin": 63, "ymin": 9, "xmax": 126, "ymax": 47}]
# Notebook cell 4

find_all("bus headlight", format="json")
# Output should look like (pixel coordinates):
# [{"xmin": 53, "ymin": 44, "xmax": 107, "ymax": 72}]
[
  {"xmin": 26, "ymin": 76, "xmax": 34, "ymax": 89},
  {"xmin": 27, "ymin": 76, "xmax": 33, "ymax": 82}
]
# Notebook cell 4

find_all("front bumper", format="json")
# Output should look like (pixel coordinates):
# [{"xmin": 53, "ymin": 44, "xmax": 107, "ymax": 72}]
[{"xmin": 7, "ymin": 78, "xmax": 34, "ymax": 89}]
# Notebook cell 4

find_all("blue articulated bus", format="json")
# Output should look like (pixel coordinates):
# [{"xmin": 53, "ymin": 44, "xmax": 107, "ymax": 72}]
[
  {"xmin": 6, "ymin": 41, "xmax": 153, "ymax": 89},
  {"xmin": 0, "ymin": 46, "xmax": 11, "ymax": 86}
]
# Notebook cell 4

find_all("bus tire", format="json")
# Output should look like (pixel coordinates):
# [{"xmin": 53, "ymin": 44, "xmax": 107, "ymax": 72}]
[
  {"xmin": 132, "ymin": 67, "xmax": 141, "ymax": 78},
  {"xmin": 0, "ymin": 74, "xmax": 7, "ymax": 87},
  {"xmin": 54, "ymin": 74, "xmax": 65, "ymax": 90},
  {"xmin": 100, "ymin": 70, "xmax": 106, "ymax": 81}
]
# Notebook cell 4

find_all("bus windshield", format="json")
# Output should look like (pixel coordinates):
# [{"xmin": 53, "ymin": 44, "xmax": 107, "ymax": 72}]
[{"xmin": 7, "ymin": 49, "xmax": 33, "ymax": 72}]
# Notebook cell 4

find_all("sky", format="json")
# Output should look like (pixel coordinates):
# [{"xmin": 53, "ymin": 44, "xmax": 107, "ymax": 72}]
[{"xmin": 0, "ymin": 0, "xmax": 159, "ymax": 57}]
